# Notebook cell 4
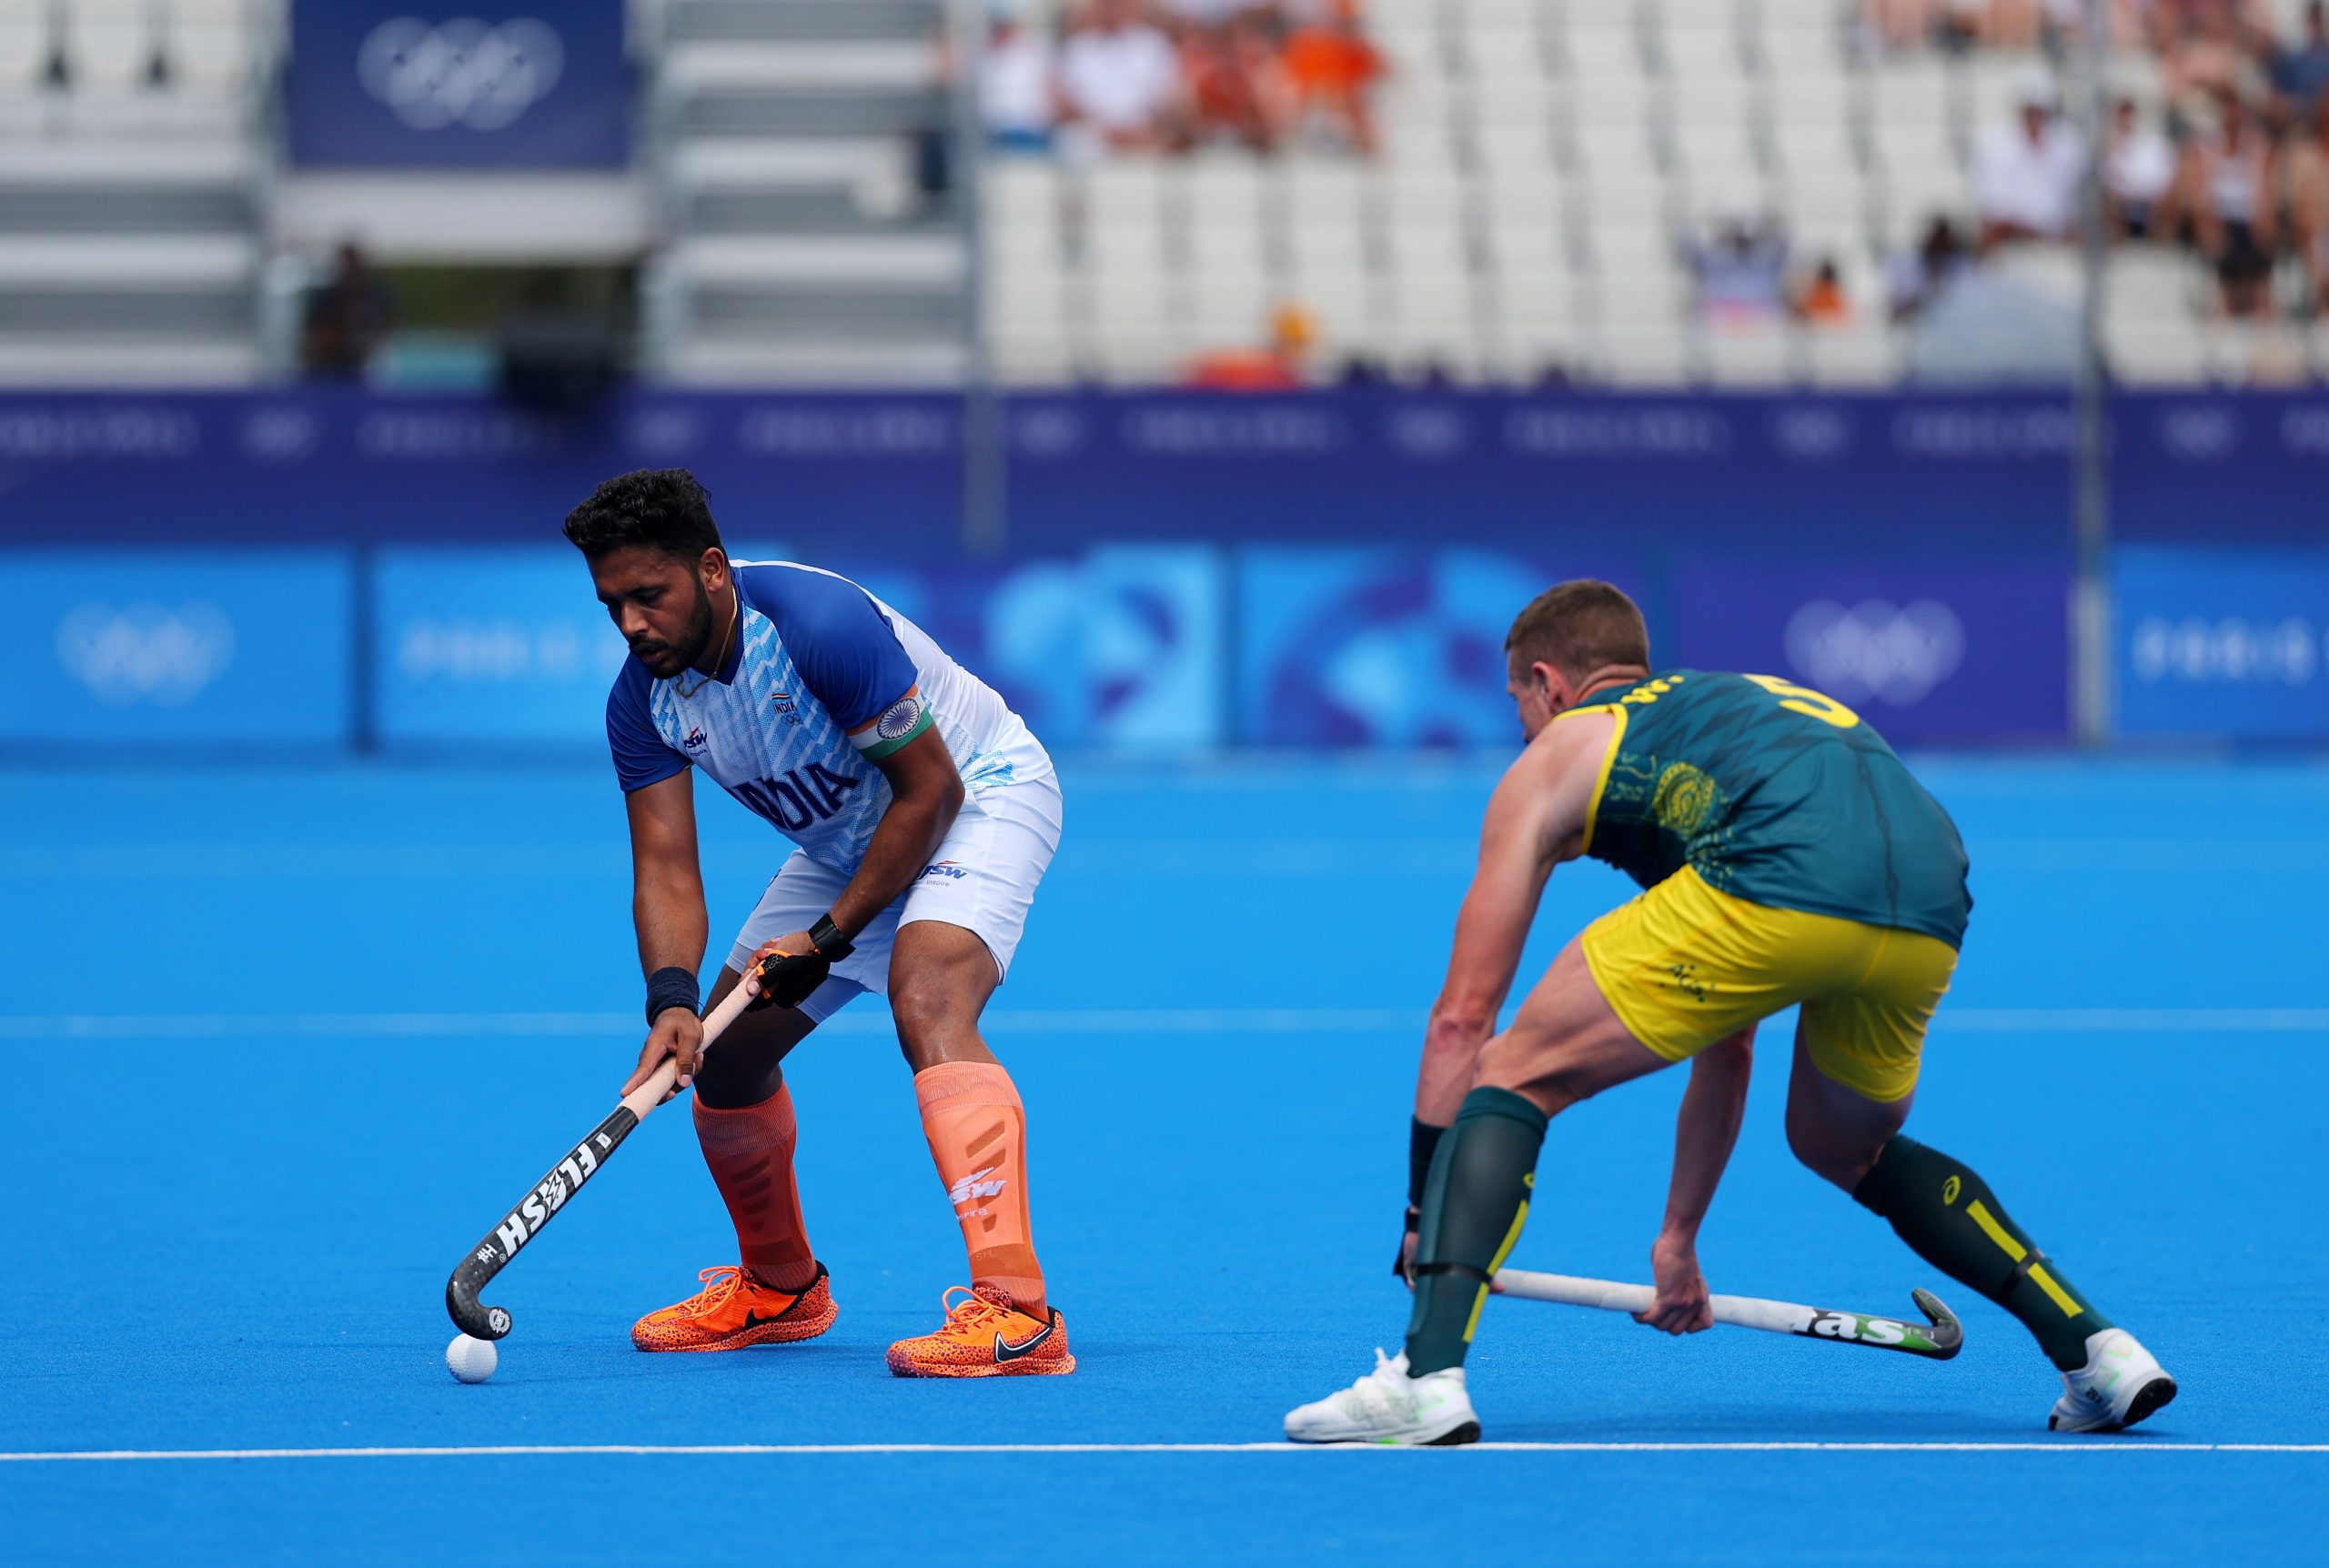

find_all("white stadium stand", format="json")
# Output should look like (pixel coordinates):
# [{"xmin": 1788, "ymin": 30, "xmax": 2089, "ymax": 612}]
[{"xmin": 0, "ymin": 0, "xmax": 2302, "ymax": 388}]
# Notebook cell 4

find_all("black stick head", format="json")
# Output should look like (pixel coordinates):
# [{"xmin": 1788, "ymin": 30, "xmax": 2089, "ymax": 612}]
[
  {"xmin": 1910, "ymin": 1287, "xmax": 1964, "ymax": 1360},
  {"xmin": 448, "ymin": 1265, "xmax": 513, "ymax": 1342}
]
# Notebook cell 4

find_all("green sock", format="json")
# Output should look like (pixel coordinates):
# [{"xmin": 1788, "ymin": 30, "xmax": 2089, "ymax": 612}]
[
  {"xmin": 1852, "ymin": 1135, "xmax": 2112, "ymax": 1372},
  {"xmin": 1404, "ymin": 1087, "xmax": 1548, "ymax": 1376}
]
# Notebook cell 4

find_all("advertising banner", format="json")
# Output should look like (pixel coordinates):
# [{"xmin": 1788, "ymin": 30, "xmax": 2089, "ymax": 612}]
[
  {"xmin": 1235, "ymin": 545, "xmax": 1650, "ymax": 747},
  {"xmin": 286, "ymin": 0, "xmax": 629, "ymax": 168},
  {"xmin": 374, "ymin": 547, "xmax": 631, "ymax": 745},
  {"xmin": 0, "ymin": 389, "xmax": 2081, "ymax": 552},
  {"xmin": 374, "ymin": 545, "xmax": 1227, "ymax": 753},
  {"xmin": 841, "ymin": 546, "xmax": 1227, "ymax": 752},
  {"xmin": 2113, "ymin": 546, "xmax": 2329, "ymax": 739},
  {"xmin": 0, "ymin": 551, "xmax": 354, "ymax": 746},
  {"xmin": 1665, "ymin": 554, "xmax": 2073, "ymax": 744}
]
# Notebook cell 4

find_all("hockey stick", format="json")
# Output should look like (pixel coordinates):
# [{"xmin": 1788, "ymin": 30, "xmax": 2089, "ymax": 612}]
[
  {"xmin": 1492, "ymin": 1268, "xmax": 1963, "ymax": 1359},
  {"xmin": 444, "ymin": 980, "xmax": 760, "ymax": 1342}
]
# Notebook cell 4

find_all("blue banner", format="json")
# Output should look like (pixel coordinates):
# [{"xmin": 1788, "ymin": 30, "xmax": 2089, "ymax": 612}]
[
  {"xmin": 286, "ymin": 1, "xmax": 628, "ymax": 169},
  {"xmin": 374, "ymin": 548, "xmax": 632, "ymax": 745},
  {"xmin": 0, "ymin": 387, "xmax": 2325, "ymax": 551},
  {"xmin": 0, "ymin": 552, "xmax": 353, "ymax": 747},
  {"xmin": 2112, "ymin": 394, "xmax": 2329, "ymax": 543},
  {"xmin": 2114, "ymin": 547, "xmax": 2329, "ymax": 739},
  {"xmin": 1236, "ymin": 545, "xmax": 1651, "ymax": 747},
  {"xmin": 842, "ymin": 547, "xmax": 1227, "ymax": 754},
  {"xmin": 373, "ymin": 545, "xmax": 1228, "ymax": 753},
  {"xmin": 1665, "ymin": 554, "xmax": 2072, "ymax": 744},
  {"xmin": 0, "ymin": 389, "xmax": 2087, "ymax": 551}
]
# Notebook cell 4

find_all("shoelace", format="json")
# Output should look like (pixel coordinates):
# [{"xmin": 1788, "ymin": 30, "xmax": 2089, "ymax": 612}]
[
  {"xmin": 691, "ymin": 1265, "xmax": 746, "ymax": 1304},
  {"xmin": 1337, "ymin": 1350, "xmax": 1415, "ymax": 1419},
  {"xmin": 934, "ymin": 1284, "xmax": 1023, "ymax": 1335}
]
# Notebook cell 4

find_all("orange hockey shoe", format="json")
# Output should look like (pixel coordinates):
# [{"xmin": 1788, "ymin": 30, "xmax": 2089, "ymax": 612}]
[
  {"xmin": 630, "ymin": 1263, "xmax": 837, "ymax": 1352},
  {"xmin": 885, "ymin": 1285, "xmax": 1075, "ymax": 1378}
]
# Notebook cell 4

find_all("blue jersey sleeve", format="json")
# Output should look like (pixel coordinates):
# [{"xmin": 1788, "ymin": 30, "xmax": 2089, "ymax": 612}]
[
  {"xmin": 606, "ymin": 658, "xmax": 689, "ymax": 793},
  {"xmin": 737, "ymin": 565, "xmax": 924, "ymax": 740}
]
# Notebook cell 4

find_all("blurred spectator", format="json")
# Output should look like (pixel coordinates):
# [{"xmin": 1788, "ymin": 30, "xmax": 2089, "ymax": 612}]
[
  {"xmin": 1935, "ymin": 0, "xmax": 2042, "ymax": 51},
  {"xmin": 301, "ymin": 242, "xmax": 391, "ymax": 381},
  {"xmin": 1687, "ymin": 207, "xmax": 1790, "ymax": 326},
  {"xmin": 1185, "ymin": 302, "xmax": 1316, "ymax": 388},
  {"xmin": 2040, "ymin": 0, "xmax": 2145, "ymax": 51},
  {"xmin": 2284, "ymin": 92, "xmax": 2329, "ymax": 304},
  {"xmin": 1972, "ymin": 74, "xmax": 2082, "ymax": 246},
  {"xmin": 1183, "ymin": 12, "xmax": 1289, "ymax": 152},
  {"xmin": 2271, "ymin": 1, "xmax": 2329, "ymax": 117},
  {"xmin": 2104, "ymin": 95, "xmax": 2176, "ymax": 238},
  {"xmin": 2170, "ymin": 90, "xmax": 2280, "ymax": 316},
  {"xmin": 1282, "ymin": 0, "xmax": 1384, "ymax": 156},
  {"xmin": 1888, "ymin": 214, "xmax": 1973, "ymax": 320},
  {"xmin": 2159, "ymin": 5, "xmax": 2262, "ymax": 118},
  {"xmin": 1059, "ymin": 0, "xmax": 1188, "ymax": 153},
  {"xmin": 982, "ymin": 11, "xmax": 1060, "ymax": 151},
  {"xmin": 1862, "ymin": 0, "xmax": 1935, "ymax": 52},
  {"xmin": 1794, "ymin": 257, "xmax": 1852, "ymax": 325},
  {"xmin": 1160, "ymin": 0, "xmax": 1247, "ymax": 29}
]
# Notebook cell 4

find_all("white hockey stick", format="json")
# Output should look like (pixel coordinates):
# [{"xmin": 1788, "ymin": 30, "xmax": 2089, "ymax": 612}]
[{"xmin": 1492, "ymin": 1267, "xmax": 1963, "ymax": 1358}]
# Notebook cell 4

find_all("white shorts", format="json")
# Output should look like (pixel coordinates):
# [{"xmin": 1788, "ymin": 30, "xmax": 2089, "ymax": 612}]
[{"xmin": 724, "ymin": 776, "xmax": 1063, "ymax": 1024}]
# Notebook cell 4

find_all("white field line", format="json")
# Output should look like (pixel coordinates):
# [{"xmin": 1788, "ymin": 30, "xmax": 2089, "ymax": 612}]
[
  {"xmin": 0, "ymin": 1442, "xmax": 2322, "ymax": 1462},
  {"xmin": 3, "ymin": 1007, "xmax": 2329, "ymax": 1042}
]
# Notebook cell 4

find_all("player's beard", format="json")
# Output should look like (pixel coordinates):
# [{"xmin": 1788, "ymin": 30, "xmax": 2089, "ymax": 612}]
[{"xmin": 638, "ymin": 578, "xmax": 717, "ymax": 678}]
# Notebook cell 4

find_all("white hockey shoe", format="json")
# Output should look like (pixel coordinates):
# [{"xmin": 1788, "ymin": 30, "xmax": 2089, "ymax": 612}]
[
  {"xmin": 1283, "ymin": 1349, "xmax": 1481, "ymax": 1445},
  {"xmin": 2050, "ymin": 1328, "xmax": 2178, "ymax": 1433}
]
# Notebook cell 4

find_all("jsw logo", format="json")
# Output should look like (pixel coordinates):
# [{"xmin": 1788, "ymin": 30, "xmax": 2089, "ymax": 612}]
[
  {"xmin": 946, "ymin": 1166, "xmax": 1008, "ymax": 1209},
  {"xmin": 918, "ymin": 860, "xmax": 968, "ymax": 882}
]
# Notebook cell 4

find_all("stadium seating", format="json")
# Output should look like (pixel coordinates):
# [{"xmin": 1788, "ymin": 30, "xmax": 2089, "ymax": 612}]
[
  {"xmin": 650, "ymin": 0, "xmax": 967, "ymax": 383},
  {"xmin": 981, "ymin": 0, "xmax": 2272, "ymax": 389},
  {"xmin": 0, "ymin": 0, "xmax": 268, "ymax": 385},
  {"xmin": 0, "ymin": 0, "xmax": 2298, "ymax": 389}
]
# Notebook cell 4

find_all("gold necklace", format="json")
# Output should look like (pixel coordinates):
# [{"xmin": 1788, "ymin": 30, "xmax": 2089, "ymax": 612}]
[{"xmin": 674, "ymin": 586, "xmax": 740, "ymax": 699}]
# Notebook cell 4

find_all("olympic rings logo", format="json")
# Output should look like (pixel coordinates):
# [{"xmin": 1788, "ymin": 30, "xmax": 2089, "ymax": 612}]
[
  {"xmin": 357, "ymin": 17, "xmax": 565, "ymax": 132},
  {"xmin": 55, "ymin": 603, "xmax": 237, "ymax": 708},
  {"xmin": 1784, "ymin": 599, "xmax": 1966, "ymax": 707}
]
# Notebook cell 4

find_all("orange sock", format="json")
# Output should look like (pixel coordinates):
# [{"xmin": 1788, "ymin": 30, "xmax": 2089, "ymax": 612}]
[
  {"xmin": 913, "ymin": 1060, "xmax": 1047, "ymax": 1316},
  {"xmin": 693, "ymin": 1082, "xmax": 818, "ymax": 1293}
]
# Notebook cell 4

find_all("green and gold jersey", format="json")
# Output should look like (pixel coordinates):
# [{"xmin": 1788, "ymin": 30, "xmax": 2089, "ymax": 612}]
[{"xmin": 1568, "ymin": 670, "xmax": 1971, "ymax": 950}]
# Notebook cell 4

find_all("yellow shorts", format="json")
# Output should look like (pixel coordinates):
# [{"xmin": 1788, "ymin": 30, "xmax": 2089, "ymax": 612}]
[{"xmin": 1578, "ymin": 866, "xmax": 1958, "ymax": 1102}]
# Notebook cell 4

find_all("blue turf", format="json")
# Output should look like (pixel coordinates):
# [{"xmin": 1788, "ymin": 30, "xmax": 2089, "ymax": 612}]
[{"xmin": 0, "ymin": 757, "xmax": 2323, "ymax": 1564}]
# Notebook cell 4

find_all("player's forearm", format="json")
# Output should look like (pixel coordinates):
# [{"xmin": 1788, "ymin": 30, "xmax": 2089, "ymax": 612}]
[
  {"xmin": 1415, "ymin": 1006, "xmax": 1494, "ymax": 1125},
  {"xmin": 632, "ymin": 863, "xmax": 709, "ymax": 978},
  {"xmin": 827, "ymin": 780, "xmax": 963, "ymax": 937},
  {"xmin": 1659, "ymin": 1034, "xmax": 1753, "ymax": 1243}
]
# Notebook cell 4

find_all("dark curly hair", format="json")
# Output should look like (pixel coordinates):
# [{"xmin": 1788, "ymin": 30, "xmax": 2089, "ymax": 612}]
[{"xmin": 562, "ymin": 468, "xmax": 725, "ymax": 563}]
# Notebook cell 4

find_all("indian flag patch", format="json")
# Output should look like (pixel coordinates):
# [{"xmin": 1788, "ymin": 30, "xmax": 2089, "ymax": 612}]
[
  {"xmin": 853, "ymin": 691, "xmax": 931, "ymax": 758},
  {"xmin": 877, "ymin": 695, "xmax": 923, "ymax": 739}
]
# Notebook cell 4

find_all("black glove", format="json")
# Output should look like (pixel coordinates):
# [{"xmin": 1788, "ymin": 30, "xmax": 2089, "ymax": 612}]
[
  {"xmin": 1396, "ymin": 1118, "xmax": 1446, "ymax": 1282},
  {"xmin": 745, "ymin": 915, "xmax": 854, "ymax": 1011},
  {"xmin": 1395, "ymin": 1203, "xmax": 1423, "ymax": 1283}
]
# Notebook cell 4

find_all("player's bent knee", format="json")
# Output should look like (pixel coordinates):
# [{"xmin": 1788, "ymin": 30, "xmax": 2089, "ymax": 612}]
[
  {"xmin": 889, "ymin": 981, "xmax": 983, "ymax": 1067},
  {"xmin": 694, "ymin": 968, "xmax": 816, "ymax": 1108},
  {"xmin": 1473, "ymin": 1030, "xmax": 1595, "ymax": 1118},
  {"xmin": 1785, "ymin": 1104, "xmax": 1887, "ymax": 1191}
]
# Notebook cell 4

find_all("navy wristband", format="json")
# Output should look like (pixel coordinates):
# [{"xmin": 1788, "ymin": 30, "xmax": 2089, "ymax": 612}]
[
  {"xmin": 645, "ymin": 966, "xmax": 700, "ymax": 1025},
  {"xmin": 808, "ymin": 913, "xmax": 855, "ymax": 961},
  {"xmin": 1409, "ymin": 1118, "xmax": 1447, "ymax": 1208}
]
